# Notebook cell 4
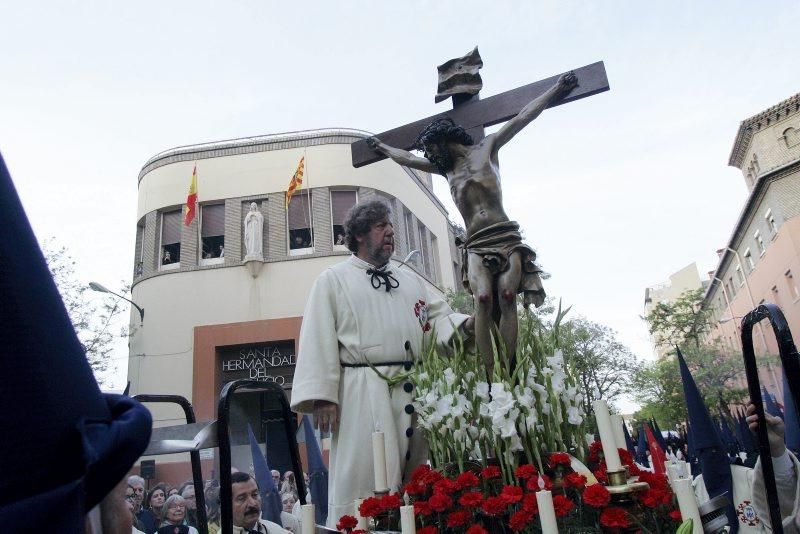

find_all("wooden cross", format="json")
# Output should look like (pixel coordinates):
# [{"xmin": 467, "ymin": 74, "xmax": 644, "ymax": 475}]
[{"xmin": 351, "ymin": 60, "xmax": 609, "ymax": 168}]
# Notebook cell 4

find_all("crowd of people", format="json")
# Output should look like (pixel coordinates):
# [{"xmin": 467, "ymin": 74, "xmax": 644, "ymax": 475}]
[{"xmin": 125, "ymin": 469, "xmax": 309, "ymax": 534}]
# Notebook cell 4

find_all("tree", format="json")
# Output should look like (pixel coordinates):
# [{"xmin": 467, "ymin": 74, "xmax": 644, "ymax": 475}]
[
  {"xmin": 559, "ymin": 317, "xmax": 642, "ymax": 415},
  {"xmin": 632, "ymin": 343, "xmax": 748, "ymax": 426},
  {"xmin": 644, "ymin": 288, "xmax": 711, "ymax": 349},
  {"xmin": 42, "ymin": 239, "xmax": 129, "ymax": 386}
]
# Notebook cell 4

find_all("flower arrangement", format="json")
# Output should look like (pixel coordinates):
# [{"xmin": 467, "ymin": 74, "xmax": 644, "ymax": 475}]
[
  {"xmin": 410, "ymin": 306, "xmax": 588, "ymax": 481},
  {"xmin": 349, "ymin": 454, "xmax": 682, "ymax": 533}
]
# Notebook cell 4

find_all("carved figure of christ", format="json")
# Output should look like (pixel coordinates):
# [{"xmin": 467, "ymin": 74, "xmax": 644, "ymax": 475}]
[{"xmin": 354, "ymin": 61, "xmax": 609, "ymax": 376}]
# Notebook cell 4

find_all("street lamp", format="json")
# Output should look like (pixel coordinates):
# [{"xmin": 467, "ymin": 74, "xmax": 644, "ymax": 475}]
[{"xmin": 89, "ymin": 282, "xmax": 144, "ymax": 324}]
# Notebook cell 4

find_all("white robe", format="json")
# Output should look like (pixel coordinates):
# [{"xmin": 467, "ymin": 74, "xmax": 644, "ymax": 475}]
[
  {"xmin": 693, "ymin": 452, "xmax": 800, "ymax": 533},
  {"xmin": 290, "ymin": 255, "xmax": 467, "ymax": 528}
]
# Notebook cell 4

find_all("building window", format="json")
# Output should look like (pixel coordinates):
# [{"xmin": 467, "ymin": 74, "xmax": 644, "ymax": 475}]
[
  {"xmin": 160, "ymin": 210, "xmax": 182, "ymax": 270},
  {"xmin": 735, "ymin": 264, "xmax": 745, "ymax": 286},
  {"xmin": 288, "ymin": 191, "xmax": 313, "ymax": 254},
  {"xmin": 765, "ymin": 209, "xmax": 778, "ymax": 236},
  {"xmin": 743, "ymin": 249, "xmax": 754, "ymax": 272},
  {"xmin": 430, "ymin": 234, "xmax": 440, "ymax": 283},
  {"xmin": 783, "ymin": 127, "xmax": 800, "ymax": 149},
  {"xmin": 404, "ymin": 209, "xmax": 416, "ymax": 252},
  {"xmin": 135, "ymin": 221, "xmax": 145, "ymax": 277},
  {"xmin": 418, "ymin": 223, "xmax": 431, "ymax": 277},
  {"xmin": 786, "ymin": 270, "xmax": 799, "ymax": 299},
  {"xmin": 727, "ymin": 277, "xmax": 736, "ymax": 297},
  {"xmin": 330, "ymin": 190, "xmax": 357, "ymax": 249},
  {"xmin": 754, "ymin": 230, "xmax": 765, "ymax": 256},
  {"xmin": 200, "ymin": 203, "xmax": 225, "ymax": 265}
]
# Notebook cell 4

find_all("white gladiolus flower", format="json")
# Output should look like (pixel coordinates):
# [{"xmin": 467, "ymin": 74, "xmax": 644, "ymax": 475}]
[
  {"xmin": 444, "ymin": 367, "xmax": 456, "ymax": 386},
  {"xmin": 476, "ymin": 382, "xmax": 490, "ymax": 401},
  {"xmin": 541, "ymin": 401, "xmax": 551, "ymax": 415},
  {"xmin": 567, "ymin": 406, "xmax": 584, "ymax": 425},
  {"xmin": 546, "ymin": 349, "xmax": 564, "ymax": 369},
  {"xmin": 551, "ymin": 369, "xmax": 566, "ymax": 393}
]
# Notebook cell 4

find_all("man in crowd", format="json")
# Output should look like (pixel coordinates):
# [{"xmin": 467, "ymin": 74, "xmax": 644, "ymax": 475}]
[
  {"xmin": 128, "ymin": 475, "xmax": 157, "ymax": 533},
  {"xmin": 231, "ymin": 472, "xmax": 288, "ymax": 534},
  {"xmin": 291, "ymin": 200, "xmax": 473, "ymax": 527}
]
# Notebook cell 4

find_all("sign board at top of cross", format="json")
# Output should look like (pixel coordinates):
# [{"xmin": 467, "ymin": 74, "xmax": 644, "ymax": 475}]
[{"xmin": 350, "ymin": 47, "xmax": 609, "ymax": 168}]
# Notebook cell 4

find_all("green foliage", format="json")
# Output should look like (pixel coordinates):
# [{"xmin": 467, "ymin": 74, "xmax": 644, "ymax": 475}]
[
  {"xmin": 644, "ymin": 288, "xmax": 711, "ymax": 349},
  {"xmin": 444, "ymin": 288, "xmax": 474, "ymax": 315},
  {"xmin": 559, "ymin": 316, "xmax": 643, "ymax": 416},
  {"xmin": 633, "ymin": 343, "xmax": 748, "ymax": 426},
  {"xmin": 42, "ymin": 239, "xmax": 129, "ymax": 386}
]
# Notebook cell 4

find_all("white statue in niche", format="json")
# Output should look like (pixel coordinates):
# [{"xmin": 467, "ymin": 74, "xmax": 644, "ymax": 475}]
[{"xmin": 243, "ymin": 202, "xmax": 264, "ymax": 261}]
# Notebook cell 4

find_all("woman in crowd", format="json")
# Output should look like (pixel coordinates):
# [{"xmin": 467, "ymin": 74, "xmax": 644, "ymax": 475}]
[
  {"xmin": 146, "ymin": 483, "xmax": 169, "ymax": 521},
  {"xmin": 156, "ymin": 494, "xmax": 198, "ymax": 534},
  {"xmin": 281, "ymin": 471, "xmax": 298, "ymax": 498},
  {"xmin": 281, "ymin": 492, "xmax": 296, "ymax": 513},
  {"xmin": 205, "ymin": 484, "xmax": 221, "ymax": 534}
]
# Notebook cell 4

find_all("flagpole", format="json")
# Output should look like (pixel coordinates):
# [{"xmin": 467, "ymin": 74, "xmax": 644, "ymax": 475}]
[{"xmin": 304, "ymin": 148, "xmax": 313, "ymax": 249}]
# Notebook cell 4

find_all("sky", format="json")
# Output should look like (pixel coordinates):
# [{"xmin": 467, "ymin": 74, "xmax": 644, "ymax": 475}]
[{"xmin": 2, "ymin": 1, "xmax": 800, "ymax": 398}]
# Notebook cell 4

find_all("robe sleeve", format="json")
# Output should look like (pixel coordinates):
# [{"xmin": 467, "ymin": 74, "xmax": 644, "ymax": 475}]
[
  {"xmin": 423, "ymin": 280, "xmax": 469, "ymax": 348},
  {"xmin": 290, "ymin": 271, "xmax": 342, "ymax": 414},
  {"xmin": 751, "ymin": 450, "xmax": 800, "ymax": 532}
]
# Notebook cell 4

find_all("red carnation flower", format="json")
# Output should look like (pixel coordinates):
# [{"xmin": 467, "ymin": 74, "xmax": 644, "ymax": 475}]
[
  {"xmin": 418, "ymin": 527, "xmax": 439, "ymax": 534},
  {"xmin": 564, "ymin": 472, "xmax": 587, "ymax": 490},
  {"xmin": 552, "ymin": 495, "xmax": 575, "ymax": 517},
  {"xmin": 428, "ymin": 493, "xmax": 453, "ymax": 513},
  {"xmin": 414, "ymin": 500, "xmax": 433, "ymax": 517},
  {"xmin": 641, "ymin": 488, "xmax": 671, "ymax": 508},
  {"xmin": 336, "ymin": 515, "xmax": 358, "ymax": 531},
  {"xmin": 549, "ymin": 452, "xmax": 571, "ymax": 468},
  {"xmin": 521, "ymin": 493, "xmax": 539, "ymax": 515},
  {"xmin": 628, "ymin": 462, "xmax": 641, "ymax": 476},
  {"xmin": 588, "ymin": 440, "xmax": 603, "ymax": 462},
  {"xmin": 600, "ymin": 507, "xmax": 630, "ymax": 529},
  {"xmin": 466, "ymin": 526, "xmax": 489, "ymax": 534},
  {"xmin": 380, "ymin": 493, "xmax": 402, "ymax": 510},
  {"xmin": 638, "ymin": 471, "xmax": 669, "ymax": 491},
  {"xmin": 458, "ymin": 491, "xmax": 484, "ymax": 508},
  {"xmin": 669, "ymin": 509, "xmax": 683, "ymax": 521},
  {"xmin": 593, "ymin": 467, "xmax": 608, "ymax": 485},
  {"xmin": 525, "ymin": 474, "xmax": 552, "ymax": 491},
  {"xmin": 433, "ymin": 478, "xmax": 459, "ymax": 495},
  {"xmin": 509, "ymin": 510, "xmax": 535, "ymax": 532},
  {"xmin": 411, "ymin": 464, "xmax": 432, "ymax": 482},
  {"xmin": 481, "ymin": 465, "xmax": 501, "ymax": 479},
  {"xmin": 456, "ymin": 471, "xmax": 480, "ymax": 489},
  {"xmin": 515, "ymin": 464, "xmax": 538, "ymax": 480},
  {"xmin": 582, "ymin": 483, "xmax": 611, "ymax": 508},
  {"xmin": 481, "ymin": 496, "xmax": 507, "ymax": 516},
  {"xmin": 618, "ymin": 448, "xmax": 634, "ymax": 467},
  {"xmin": 500, "ymin": 485, "xmax": 524, "ymax": 505},
  {"xmin": 358, "ymin": 497, "xmax": 382, "ymax": 517},
  {"xmin": 446, "ymin": 510, "xmax": 472, "ymax": 528},
  {"xmin": 404, "ymin": 480, "xmax": 427, "ymax": 496}
]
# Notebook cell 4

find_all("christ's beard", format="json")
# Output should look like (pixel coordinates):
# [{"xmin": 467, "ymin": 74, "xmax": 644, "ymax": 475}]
[{"xmin": 428, "ymin": 151, "xmax": 454, "ymax": 175}]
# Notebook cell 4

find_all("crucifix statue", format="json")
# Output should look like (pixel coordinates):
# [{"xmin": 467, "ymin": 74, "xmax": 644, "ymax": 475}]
[{"xmin": 352, "ymin": 48, "xmax": 609, "ymax": 375}]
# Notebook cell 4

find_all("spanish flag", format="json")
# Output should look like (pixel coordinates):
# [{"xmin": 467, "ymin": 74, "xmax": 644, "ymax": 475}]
[
  {"xmin": 285, "ymin": 156, "xmax": 305, "ymax": 209},
  {"xmin": 184, "ymin": 164, "xmax": 198, "ymax": 226}
]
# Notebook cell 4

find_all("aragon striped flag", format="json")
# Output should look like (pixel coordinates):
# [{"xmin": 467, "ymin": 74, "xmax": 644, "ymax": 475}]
[
  {"xmin": 285, "ymin": 156, "xmax": 305, "ymax": 209},
  {"xmin": 184, "ymin": 164, "xmax": 198, "ymax": 226}
]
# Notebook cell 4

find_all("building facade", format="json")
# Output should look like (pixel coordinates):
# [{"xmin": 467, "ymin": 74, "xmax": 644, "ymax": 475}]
[
  {"xmin": 702, "ymin": 92, "xmax": 800, "ymax": 402},
  {"xmin": 644, "ymin": 263, "xmax": 707, "ymax": 359},
  {"xmin": 128, "ymin": 129, "xmax": 463, "ymax": 481}
]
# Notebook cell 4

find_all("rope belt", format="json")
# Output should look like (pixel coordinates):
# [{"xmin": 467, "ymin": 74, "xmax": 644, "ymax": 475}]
[{"xmin": 341, "ymin": 360, "xmax": 415, "ymax": 368}]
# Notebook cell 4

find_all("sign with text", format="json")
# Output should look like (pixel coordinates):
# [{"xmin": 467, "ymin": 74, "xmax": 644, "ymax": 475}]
[{"xmin": 219, "ymin": 341, "xmax": 296, "ymax": 388}]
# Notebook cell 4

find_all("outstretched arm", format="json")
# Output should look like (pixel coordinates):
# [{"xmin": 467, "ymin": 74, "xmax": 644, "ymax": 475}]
[
  {"xmin": 490, "ymin": 71, "xmax": 578, "ymax": 151},
  {"xmin": 367, "ymin": 137, "xmax": 438, "ymax": 174}
]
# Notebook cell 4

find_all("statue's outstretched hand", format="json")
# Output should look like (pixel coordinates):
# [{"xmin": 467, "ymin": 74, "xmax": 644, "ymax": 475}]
[
  {"xmin": 366, "ymin": 137, "xmax": 382, "ymax": 151},
  {"xmin": 557, "ymin": 71, "xmax": 578, "ymax": 94}
]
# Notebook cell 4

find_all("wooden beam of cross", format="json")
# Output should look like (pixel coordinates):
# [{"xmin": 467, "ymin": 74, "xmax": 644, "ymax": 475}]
[{"xmin": 351, "ymin": 60, "xmax": 609, "ymax": 168}]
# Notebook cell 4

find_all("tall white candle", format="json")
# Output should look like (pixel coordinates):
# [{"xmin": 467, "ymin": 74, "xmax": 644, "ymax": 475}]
[
  {"xmin": 301, "ymin": 504, "xmax": 315, "ymax": 534},
  {"xmin": 400, "ymin": 504, "xmax": 416, "ymax": 534},
  {"xmin": 535, "ymin": 490, "xmax": 558, "ymax": 534},
  {"xmin": 592, "ymin": 400, "xmax": 623, "ymax": 472},
  {"xmin": 673, "ymin": 479, "xmax": 703, "ymax": 534},
  {"xmin": 354, "ymin": 498, "xmax": 367, "ymax": 530},
  {"xmin": 372, "ymin": 431, "xmax": 388, "ymax": 492},
  {"xmin": 610, "ymin": 414, "xmax": 627, "ymax": 451}
]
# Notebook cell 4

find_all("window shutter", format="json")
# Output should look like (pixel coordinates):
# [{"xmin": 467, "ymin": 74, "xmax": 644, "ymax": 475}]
[
  {"xmin": 288, "ymin": 193, "xmax": 312, "ymax": 230},
  {"xmin": 162, "ymin": 211, "xmax": 182, "ymax": 245},
  {"xmin": 202, "ymin": 204, "xmax": 225, "ymax": 237},
  {"xmin": 331, "ymin": 191, "xmax": 357, "ymax": 225}
]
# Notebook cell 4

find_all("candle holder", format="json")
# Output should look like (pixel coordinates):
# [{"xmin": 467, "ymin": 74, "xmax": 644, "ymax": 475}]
[{"xmin": 606, "ymin": 468, "xmax": 627, "ymax": 487}]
